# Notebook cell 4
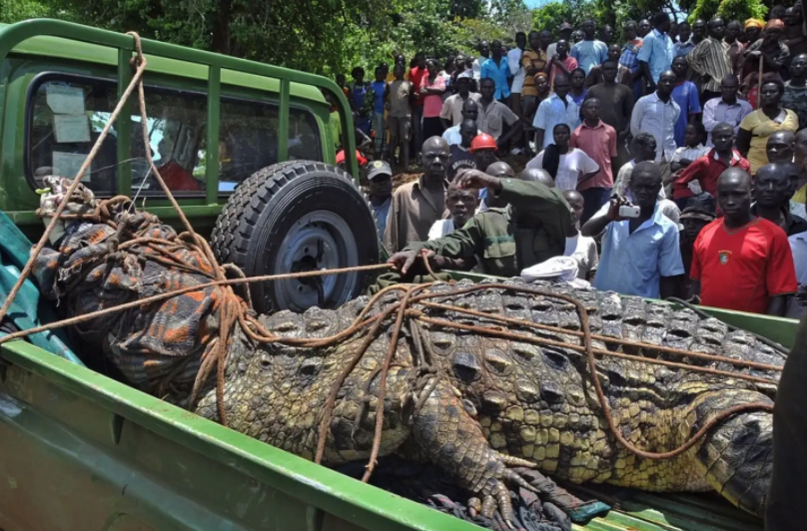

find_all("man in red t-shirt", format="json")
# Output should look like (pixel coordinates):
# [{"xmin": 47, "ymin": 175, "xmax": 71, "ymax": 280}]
[
  {"xmin": 690, "ymin": 167, "xmax": 797, "ymax": 315},
  {"xmin": 672, "ymin": 122, "xmax": 750, "ymax": 205}
]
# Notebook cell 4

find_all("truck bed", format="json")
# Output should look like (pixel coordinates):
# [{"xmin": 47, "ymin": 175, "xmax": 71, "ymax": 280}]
[{"xmin": 1, "ymin": 306, "xmax": 784, "ymax": 531}]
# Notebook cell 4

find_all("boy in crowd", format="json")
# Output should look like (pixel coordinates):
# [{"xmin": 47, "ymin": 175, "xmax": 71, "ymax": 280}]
[
  {"xmin": 387, "ymin": 63, "xmax": 413, "ymax": 172},
  {"xmin": 370, "ymin": 66, "xmax": 388, "ymax": 159},
  {"xmin": 448, "ymin": 119, "xmax": 480, "ymax": 179},
  {"xmin": 673, "ymin": 122, "xmax": 750, "ymax": 207},
  {"xmin": 671, "ymin": 122, "xmax": 710, "ymax": 173},
  {"xmin": 571, "ymin": 98, "xmax": 618, "ymax": 221},
  {"xmin": 428, "ymin": 183, "xmax": 480, "ymax": 240}
]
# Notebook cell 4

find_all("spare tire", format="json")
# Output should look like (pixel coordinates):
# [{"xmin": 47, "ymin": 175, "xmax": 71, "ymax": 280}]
[{"xmin": 211, "ymin": 161, "xmax": 379, "ymax": 314}]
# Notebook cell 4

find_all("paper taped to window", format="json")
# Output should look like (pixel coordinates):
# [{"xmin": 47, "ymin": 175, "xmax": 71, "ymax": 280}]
[
  {"xmin": 53, "ymin": 115, "xmax": 91, "ymax": 143},
  {"xmin": 46, "ymin": 84, "xmax": 85, "ymax": 115},
  {"xmin": 53, "ymin": 152, "xmax": 91, "ymax": 182}
]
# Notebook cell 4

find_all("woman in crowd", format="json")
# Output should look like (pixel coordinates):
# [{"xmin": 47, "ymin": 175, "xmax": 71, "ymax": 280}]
[
  {"xmin": 569, "ymin": 68, "xmax": 588, "ymax": 106},
  {"xmin": 741, "ymin": 19, "xmax": 789, "ymax": 106},
  {"xmin": 525, "ymin": 123, "xmax": 599, "ymax": 191},
  {"xmin": 737, "ymin": 75, "xmax": 799, "ymax": 173},
  {"xmin": 348, "ymin": 67, "xmax": 371, "ymax": 135},
  {"xmin": 420, "ymin": 59, "xmax": 447, "ymax": 140}
]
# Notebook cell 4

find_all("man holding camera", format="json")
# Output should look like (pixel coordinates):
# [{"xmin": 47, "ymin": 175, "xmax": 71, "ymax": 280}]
[{"xmin": 581, "ymin": 161, "xmax": 684, "ymax": 298}]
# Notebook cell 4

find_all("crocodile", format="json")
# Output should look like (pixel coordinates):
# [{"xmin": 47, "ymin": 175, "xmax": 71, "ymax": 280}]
[
  {"xmin": 194, "ymin": 279, "xmax": 781, "ymax": 521},
  {"xmin": 29, "ymin": 177, "xmax": 782, "ymax": 524}
]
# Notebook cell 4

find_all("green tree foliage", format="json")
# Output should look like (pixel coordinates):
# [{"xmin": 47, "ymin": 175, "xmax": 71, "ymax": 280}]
[
  {"xmin": 683, "ymin": 0, "xmax": 767, "ymax": 23},
  {"xmin": 531, "ymin": 0, "xmax": 596, "ymax": 33},
  {"xmin": 0, "ymin": 0, "xmax": 59, "ymax": 20},
  {"xmin": 0, "ymin": 0, "xmax": 787, "ymax": 78}
]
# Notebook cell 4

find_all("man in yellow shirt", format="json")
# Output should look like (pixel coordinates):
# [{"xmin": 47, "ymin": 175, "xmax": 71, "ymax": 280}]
[
  {"xmin": 521, "ymin": 30, "xmax": 549, "ymax": 152},
  {"xmin": 386, "ymin": 54, "xmax": 410, "ymax": 83},
  {"xmin": 791, "ymin": 129, "xmax": 807, "ymax": 212}
]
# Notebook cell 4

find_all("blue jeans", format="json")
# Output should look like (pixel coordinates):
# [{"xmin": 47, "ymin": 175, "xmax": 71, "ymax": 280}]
[{"xmin": 581, "ymin": 187, "xmax": 613, "ymax": 225}]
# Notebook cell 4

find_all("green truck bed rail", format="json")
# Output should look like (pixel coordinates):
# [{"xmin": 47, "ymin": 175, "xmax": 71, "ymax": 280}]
[
  {"xmin": 0, "ymin": 18, "xmax": 359, "ymax": 201},
  {"xmin": 0, "ymin": 340, "xmax": 481, "ymax": 531}
]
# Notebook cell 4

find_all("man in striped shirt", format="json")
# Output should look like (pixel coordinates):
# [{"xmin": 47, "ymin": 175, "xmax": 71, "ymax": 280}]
[
  {"xmin": 688, "ymin": 17, "xmax": 733, "ymax": 106},
  {"xmin": 619, "ymin": 20, "xmax": 645, "ymax": 101}
]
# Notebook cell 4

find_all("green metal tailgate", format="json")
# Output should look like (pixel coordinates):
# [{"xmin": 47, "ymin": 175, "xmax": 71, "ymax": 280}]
[{"xmin": 0, "ymin": 340, "xmax": 478, "ymax": 531}]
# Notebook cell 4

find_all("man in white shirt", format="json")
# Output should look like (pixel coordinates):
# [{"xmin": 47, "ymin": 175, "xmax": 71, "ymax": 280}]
[
  {"xmin": 439, "ymin": 76, "xmax": 481, "ymax": 128},
  {"xmin": 630, "ymin": 69, "xmax": 680, "ymax": 189},
  {"xmin": 472, "ymin": 41, "xmax": 491, "ymax": 80},
  {"xmin": 508, "ymin": 32, "xmax": 527, "ymax": 120},
  {"xmin": 533, "ymin": 74, "xmax": 580, "ymax": 149},
  {"xmin": 442, "ymin": 99, "xmax": 481, "ymax": 146},
  {"xmin": 788, "ymin": 230, "xmax": 807, "ymax": 317}
]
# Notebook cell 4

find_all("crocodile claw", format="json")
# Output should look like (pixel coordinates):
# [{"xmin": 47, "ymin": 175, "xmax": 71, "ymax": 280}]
[{"xmin": 474, "ymin": 459, "xmax": 540, "ymax": 528}]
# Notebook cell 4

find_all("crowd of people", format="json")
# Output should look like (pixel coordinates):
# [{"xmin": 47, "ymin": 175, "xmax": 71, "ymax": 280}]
[{"xmin": 346, "ymin": 2, "xmax": 807, "ymax": 319}]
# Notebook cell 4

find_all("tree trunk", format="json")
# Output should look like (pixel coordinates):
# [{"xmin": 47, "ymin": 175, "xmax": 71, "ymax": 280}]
[{"xmin": 212, "ymin": 0, "xmax": 232, "ymax": 55}]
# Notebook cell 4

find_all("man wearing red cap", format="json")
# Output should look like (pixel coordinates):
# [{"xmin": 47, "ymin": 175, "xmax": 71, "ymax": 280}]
[{"xmin": 469, "ymin": 133, "xmax": 500, "ymax": 171}]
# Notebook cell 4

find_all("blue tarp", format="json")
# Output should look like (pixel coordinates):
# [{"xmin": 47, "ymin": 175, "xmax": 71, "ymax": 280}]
[{"xmin": 0, "ymin": 211, "xmax": 82, "ymax": 365}]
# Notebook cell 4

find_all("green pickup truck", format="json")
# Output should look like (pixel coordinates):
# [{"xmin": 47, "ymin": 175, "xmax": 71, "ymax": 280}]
[{"xmin": 0, "ymin": 19, "xmax": 793, "ymax": 531}]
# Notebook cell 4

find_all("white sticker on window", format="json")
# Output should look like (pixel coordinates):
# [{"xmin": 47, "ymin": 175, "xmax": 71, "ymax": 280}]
[
  {"xmin": 53, "ymin": 152, "xmax": 91, "ymax": 182},
  {"xmin": 46, "ymin": 84, "xmax": 86, "ymax": 115},
  {"xmin": 53, "ymin": 114, "xmax": 91, "ymax": 143}
]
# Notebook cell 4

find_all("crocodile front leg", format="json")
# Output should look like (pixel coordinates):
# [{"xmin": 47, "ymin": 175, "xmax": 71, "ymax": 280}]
[
  {"xmin": 687, "ymin": 388, "xmax": 774, "ymax": 517},
  {"xmin": 411, "ymin": 378, "xmax": 538, "ymax": 526}
]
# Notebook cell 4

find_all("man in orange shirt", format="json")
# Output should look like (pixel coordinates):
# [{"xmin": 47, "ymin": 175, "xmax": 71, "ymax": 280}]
[{"xmin": 690, "ymin": 167, "xmax": 797, "ymax": 315}]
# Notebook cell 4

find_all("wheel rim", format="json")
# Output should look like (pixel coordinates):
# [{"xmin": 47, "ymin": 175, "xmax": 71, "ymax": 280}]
[{"xmin": 272, "ymin": 210, "xmax": 360, "ymax": 312}]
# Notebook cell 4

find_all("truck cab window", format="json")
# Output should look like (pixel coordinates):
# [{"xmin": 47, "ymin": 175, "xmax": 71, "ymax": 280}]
[
  {"xmin": 28, "ymin": 78, "xmax": 118, "ymax": 195},
  {"xmin": 29, "ymin": 77, "xmax": 322, "ymax": 196},
  {"xmin": 218, "ymin": 100, "xmax": 279, "ymax": 191},
  {"xmin": 135, "ymin": 88, "xmax": 207, "ymax": 195},
  {"xmin": 289, "ymin": 108, "xmax": 322, "ymax": 161}
]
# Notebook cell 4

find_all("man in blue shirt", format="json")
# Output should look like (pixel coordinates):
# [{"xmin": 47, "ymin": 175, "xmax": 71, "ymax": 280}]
[
  {"xmin": 481, "ymin": 40, "xmax": 512, "ymax": 102},
  {"xmin": 674, "ymin": 21, "xmax": 695, "ymax": 57},
  {"xmin": 532, "ymin": 73, "xmax": 580, "ymax": 149},
  {"xmin": 637, "ymin": 12, "xmax": 674, "ymax": 92},
  {"xmin": 582, "ymin": 161, "xmax": 684, "ymax": 298},
  {"xmin": 571, "ymin": 19, "xmax": 609, "ymax": 75}
]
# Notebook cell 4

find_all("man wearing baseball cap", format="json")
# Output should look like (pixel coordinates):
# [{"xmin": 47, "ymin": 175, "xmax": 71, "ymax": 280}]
[
  {"xmin": 366, "ymin": 160, "xmax": 394, "ymax": 239},
  {"xmin": 548, "ymin": 23, "xmax": 574, "ymax": 59}
]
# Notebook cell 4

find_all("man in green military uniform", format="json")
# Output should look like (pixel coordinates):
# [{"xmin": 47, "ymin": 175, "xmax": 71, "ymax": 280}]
[{"xmin": 388, "ymin": 168, "xmax": 573, "ymax": 277}]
